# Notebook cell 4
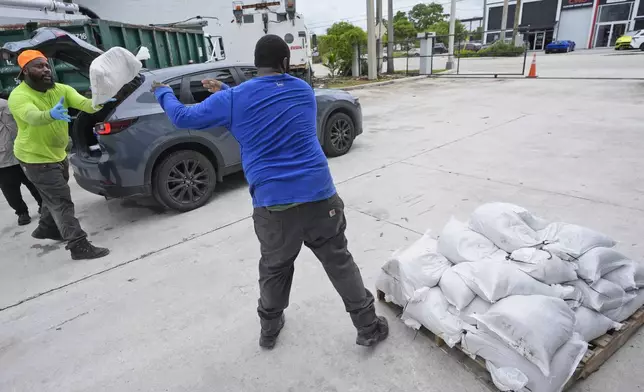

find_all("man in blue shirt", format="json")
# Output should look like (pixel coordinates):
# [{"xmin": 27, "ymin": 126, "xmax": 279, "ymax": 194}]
[{"xmin": 153, "ymin": 35, "xmax": 388, "ymax": 349}]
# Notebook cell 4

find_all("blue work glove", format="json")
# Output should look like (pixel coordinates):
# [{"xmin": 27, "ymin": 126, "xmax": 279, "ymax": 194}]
[{"xmin": 50, "ymin": 97, "xmax": 71, "ymax": 122}]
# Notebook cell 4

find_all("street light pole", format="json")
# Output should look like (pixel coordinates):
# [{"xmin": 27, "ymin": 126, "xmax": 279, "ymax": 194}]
[
  {"xmin": 366, "ymin": 0, "xmax": 377, "ymax": 80},
  {"xmin": 500, "ymin": 0, "xmax": 509, "ymax": 41},
  {"xmin": 387, "ymin": 0, "xmax": 394, "ymax": 73},
  {"xmin": 446, "ymin": 0, "xmax": 457, "ymax": 69}
]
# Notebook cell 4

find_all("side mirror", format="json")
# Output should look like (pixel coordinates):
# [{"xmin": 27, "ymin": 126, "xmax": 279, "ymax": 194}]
[{"xmin": 311, "ymin": 34, "xmax": 318, "ymax": 48}]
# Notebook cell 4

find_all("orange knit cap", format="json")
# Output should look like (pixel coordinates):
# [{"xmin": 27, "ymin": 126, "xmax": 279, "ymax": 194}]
[{"xmin": 18, "ymin": 50, "xmax": 47, "ymax": 68}]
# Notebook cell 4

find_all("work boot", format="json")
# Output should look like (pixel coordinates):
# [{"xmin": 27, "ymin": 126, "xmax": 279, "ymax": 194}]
[
  {"xmin": 18, "ymin": 213, "xmax": 31, "ymax": 226},
  {"xmin": 32, "ymin": 226, "xmax": 64, "ymax": 241},
  {"xmin": 68, "ymin": 239, "xmax": 110, "ymax": 260},
  {"xmin": 356, "ymin": 316, "xmax": 389, "ymax": 347},
  {"xmin": 259, "ymin": 314, "xmax": 285, "ymax": 349}
]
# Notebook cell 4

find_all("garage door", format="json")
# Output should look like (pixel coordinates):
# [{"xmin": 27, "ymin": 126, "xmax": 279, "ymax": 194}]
[{"xmin": 558, "ymin": 7, "xmax": 593, "ymax": 49}]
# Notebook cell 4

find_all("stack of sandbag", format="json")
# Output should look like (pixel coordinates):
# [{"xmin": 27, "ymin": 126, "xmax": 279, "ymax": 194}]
[{"xmin": 375, "ymin": 202, "xmax": 644, "ymax": 392}]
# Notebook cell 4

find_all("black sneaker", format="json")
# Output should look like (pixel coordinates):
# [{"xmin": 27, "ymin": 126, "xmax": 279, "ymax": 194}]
[
  {"xmin": 18, "ymin": 213, "xmax": 31, "ymax": 226},
  {"xmin": 356, "ymin": 316, "xmax": 389, "ymax": 347},
  {"xmin": 259, "ymin": 314, "xmax": 285, "ymax": 349},
  {"xmin": 32, "ymin": 226, "xmax": 64, "ymax": 241},
  {"xmin": 68, "ymin": 239, "xmax": 110, "ymax": 260}
]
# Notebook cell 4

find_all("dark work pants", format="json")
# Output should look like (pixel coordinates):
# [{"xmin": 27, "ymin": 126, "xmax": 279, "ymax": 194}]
[
  {"xmin": 0, "ymin": 164, "xmax": 42, "ymax": 216},
  {"xmin": 21, "ymin": 159, "xmax": 87, "ymax": 247},
  {"xmin": 253, "ymin": 194, "xmax": 378, "ymax": 335}
]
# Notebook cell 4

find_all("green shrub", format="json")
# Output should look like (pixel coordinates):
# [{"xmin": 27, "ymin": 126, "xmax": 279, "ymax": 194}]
[{"xmin": 456, "ymin": 42, "xmax": 525, "ymax": 58}]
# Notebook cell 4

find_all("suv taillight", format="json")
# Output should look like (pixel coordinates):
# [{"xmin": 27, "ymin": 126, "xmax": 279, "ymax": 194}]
[{"xmin": 94, "ymin": 119, "xmax": 137, "ymax": 135}]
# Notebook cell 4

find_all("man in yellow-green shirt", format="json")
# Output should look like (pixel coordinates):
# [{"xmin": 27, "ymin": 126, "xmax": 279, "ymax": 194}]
[{"xmin": 8, "ymin": 50, "xmax": 109, "ymax": 260}]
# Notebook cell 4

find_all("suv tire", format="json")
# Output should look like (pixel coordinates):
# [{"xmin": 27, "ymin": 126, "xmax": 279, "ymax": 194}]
[
  {"xmin": 153, "ymin": 150, "xmax": 216, "ymax": 212},
  {"xmin": 323, "ymin": 112, "xmax": 355, "ymax": 157}
]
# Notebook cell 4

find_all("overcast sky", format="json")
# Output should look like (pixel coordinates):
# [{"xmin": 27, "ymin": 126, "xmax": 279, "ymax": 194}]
[{"xmin": 297, "ymin": 0, "xmax": 485, "ymax": 34}]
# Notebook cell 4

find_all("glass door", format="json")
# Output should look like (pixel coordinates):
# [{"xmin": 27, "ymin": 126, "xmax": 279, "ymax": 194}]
[
  {"xmin": 610, "ymin": 23, "xmax": 628, "ymax": 46},
  {"xmin": 595, "ymin": 25, "xmax": 612, "ymax": 47},
  {"xmin": 535, "ymin": 31, "xmax": 546, "ymax": 50}
]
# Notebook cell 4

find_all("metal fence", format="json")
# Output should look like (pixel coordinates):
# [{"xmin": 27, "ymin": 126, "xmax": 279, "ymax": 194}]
[{"xmin": 357, "ymin": 31, "xmax": 530, "ymax": 77}]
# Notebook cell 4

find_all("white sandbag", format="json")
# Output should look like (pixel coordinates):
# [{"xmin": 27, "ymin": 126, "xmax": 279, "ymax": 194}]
[
  {"xmin": 486, "ymin": 361, "xmax": 528, "ymax": 391},
  {"xmin": 473, "ymin": 295, "xmax": 575, "ymax": 377},
  {"xmin": 635, "ymin": 261, "xmax": 644, "ymax": 288},
  {"xmin": 567, "ymin": 279, "xmax": 635, "ymax": 313},
  {"xmin": 375, "ymin": 271, "xmax": 406, "ymax": 307},
  {"xmin": 509, "ymin": 248, "xmax": 578, "ymax": 284},
  {"xmin": 574, "ymin": 247, "xmax": 630, "ymax": 283},
  {"xmin": 401, "ymin": 287, "xmax": 466, "ymax": 347},
  {"xmin": 461, "ymin": 329, "xmax": 587, "ymax": 392},
  {"xmin": 448, "ymin": 296, "xmax": 492, "ymax": 325},
  {"xmin": 439, "ymin": 267, "xmax": 476, "ymax": 310},
  {"xmin": 540, "ymin": 222, "xmax": 616, "ymax": 261},
  {"xmin": 574, "ymin": 307, "xmax": 622, "ymax": 342},
  {"xmin": 437, "ymin": 217, "xmax": 507, "ymax": 264},
  {"xmin": 452, "ymin": 262, "xmax": 577, "ymax": 304},
  {"xmin": 90, "ymin": 47, "xmax": 142, "ymax": 107},
  {"xmin": 469, "ymin": 203, "xmax": 546, "ymax": 252},
  {"xmin": 603, "ymin": 289, "xmax": 644, "ymax": 322},
  {"xmin": 603, "ymin": 262, "xmax": 637, "ymax": 291},
  {"xmin": 380, "ymin": 232, "xmax": 452, "ymax": 302}
]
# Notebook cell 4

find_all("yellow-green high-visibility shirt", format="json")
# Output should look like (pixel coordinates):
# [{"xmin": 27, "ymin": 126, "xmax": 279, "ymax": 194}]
[{"xmin": 8, "ymin": 82, "xmax": 99, "ymax": 164}]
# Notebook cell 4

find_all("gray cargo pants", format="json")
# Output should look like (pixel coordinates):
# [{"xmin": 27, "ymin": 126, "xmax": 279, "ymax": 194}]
[
  {"xmin": 21, "ymin": 159, "xmax": 87, "ymax": 247},
  {"xmin": 253, "ymin": 194, "xmax": 378, "ymax": 334}
]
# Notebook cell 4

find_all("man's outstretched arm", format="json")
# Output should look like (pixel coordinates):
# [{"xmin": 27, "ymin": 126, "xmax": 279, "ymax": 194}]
[{"xmin": 153, "ymin": 82, "xmax": 232, "ymax": 130}]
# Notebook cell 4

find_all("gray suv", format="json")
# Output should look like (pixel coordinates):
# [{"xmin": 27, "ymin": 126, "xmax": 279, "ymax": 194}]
[{"xmin": 3, "ymin": 29, "xmax": 363, "ymax": 212}]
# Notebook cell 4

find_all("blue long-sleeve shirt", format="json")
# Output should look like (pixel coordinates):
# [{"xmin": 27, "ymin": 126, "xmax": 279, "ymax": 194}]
[{"xmin": 154, "ymin": 74, "xmax": 336, "ymax": 208}]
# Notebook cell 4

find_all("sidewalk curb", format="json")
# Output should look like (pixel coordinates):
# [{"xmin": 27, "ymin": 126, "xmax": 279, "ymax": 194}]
[{"xmin": 338, "ymin": 75, "xmax": 428, "ymax": 91}]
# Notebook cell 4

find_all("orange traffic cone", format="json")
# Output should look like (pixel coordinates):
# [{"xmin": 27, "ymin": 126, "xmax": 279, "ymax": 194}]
[{"xmin": 527, "ymin": 53, "xmax": 538, "ymax": 78}]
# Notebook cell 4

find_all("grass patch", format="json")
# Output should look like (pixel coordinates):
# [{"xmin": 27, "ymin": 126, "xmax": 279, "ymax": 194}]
[{"xmin": 326, "ymin": 79, "xmax": 378, "ymax": 88}]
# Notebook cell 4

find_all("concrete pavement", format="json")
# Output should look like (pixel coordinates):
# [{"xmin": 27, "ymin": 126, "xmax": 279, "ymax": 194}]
[{"xmin": 1, "ymin": 76, "xmax": 643, "ymax": 391}]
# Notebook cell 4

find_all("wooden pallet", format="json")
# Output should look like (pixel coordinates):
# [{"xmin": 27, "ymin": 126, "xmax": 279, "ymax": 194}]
[{"xmin": 376, "ymin": 289, "xmax": 644, "ymax": 391}]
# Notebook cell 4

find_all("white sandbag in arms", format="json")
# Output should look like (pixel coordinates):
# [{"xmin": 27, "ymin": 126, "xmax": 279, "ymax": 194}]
[
  {"xmin": 461, "ymin": 329, "xmax": 587, "ymax": 392},
  {"xmin": 567, "ymin": 279, "xmax": 635, "ymax": 313},
  {"xmin": 509, "ymin": 248, "xmax": 578, "ymax": 284},
  {"xmin": 448, "ymin": 296, "xmax": 492, "ymax": 325},
  {"xmin": 452, "ymin": 262, "xmax": 577, "ymax": 304},
  {"xmin": 437, "ymin": 217, "xmax": 507, "ymax": 264},
  {"xmin": 486, "ymin": 361, "xmax": 528, "ymax": 391},
  {"xmin": 380, "ymin": 232, "xmax": 451, "ymax": 302},
  {"xmin": 574, "ymin": 247, "xmax": 630, "ymax": 284},
  {"xmin": 603, "ymin": 262, "xmax": 637, "ymax": 291},
  {"xmin": 603, "ymin": 289, "xmax": 644, "ymax": 322},
  {"xmin": 439, "ymin": 267, "xmax": 476, "ymax": 310},
  {"xmin": 90, "ymin": 47, "xmax": 142, "ymax": 108},
  {"xmin": 574, "ymin": 307, "xmax": 622, "ymax": 342},
  {"xmin": 540, "ymin": 222, "xmax": 616, "ymax": 261},
  {"xmin": 401, "ymin": 287, "xmax": 466, "ymax": 347},
  {"xmin": 473, "ymin": 295, "xmax": 575, "ymax": 377},
  {"xmin": 469, "ymin": 203, "xmax": 546, "ymax": 252}
]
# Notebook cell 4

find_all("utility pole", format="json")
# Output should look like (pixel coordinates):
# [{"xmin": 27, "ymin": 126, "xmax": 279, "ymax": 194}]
[
  {"xmin": 366, "ymin": 0, "xmax": 377, "ymax": 80},
  {"xmin": 376, "ymin": 0, "xmax": 383, "ymax": 75},
  {"xmin": 482, "ymin": 0, "xmax": 487, "ymax": 43},
  {"xmin": 500, "ymin": 0, "xmax": 509, "ymax": 41},
  {"xmin": 446, "ymin": 0, "xmax": 457, "ymax": 69},
  {"xmin": 511, "ymin": 0, "xmax": 522, "ymax": 45},
  {"xmin": 387, "ymin": 0, "xmax": 394, "ymax": 73}
]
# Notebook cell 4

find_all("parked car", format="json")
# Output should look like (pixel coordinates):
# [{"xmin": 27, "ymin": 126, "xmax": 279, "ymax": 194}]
[
  {"xmin": 545, "ymin": 40, "xmax": 575, "ymax": 54},
  {"xmin": 433, "ymin": 43, "xmax": 448, "ymax": 54},
  {"xmin": 462, "ymin": 42, "xmax": 482, "ymax": 51},
  {"xmin": 1, "ymin": 28, "xmax": 363, "ymax": 212},
  {"xmin": 615, "ymin": 30, "xmax": 644, "ymax": 50},
  {"xmin": 408, "ymin": 47, "xmax": 421, "ymax": 57}
]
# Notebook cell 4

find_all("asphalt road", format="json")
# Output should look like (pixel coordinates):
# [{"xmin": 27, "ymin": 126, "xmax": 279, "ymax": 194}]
[{"xmin": 1, "ymin": 58, "xmax": 644, "ymax": 391}]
